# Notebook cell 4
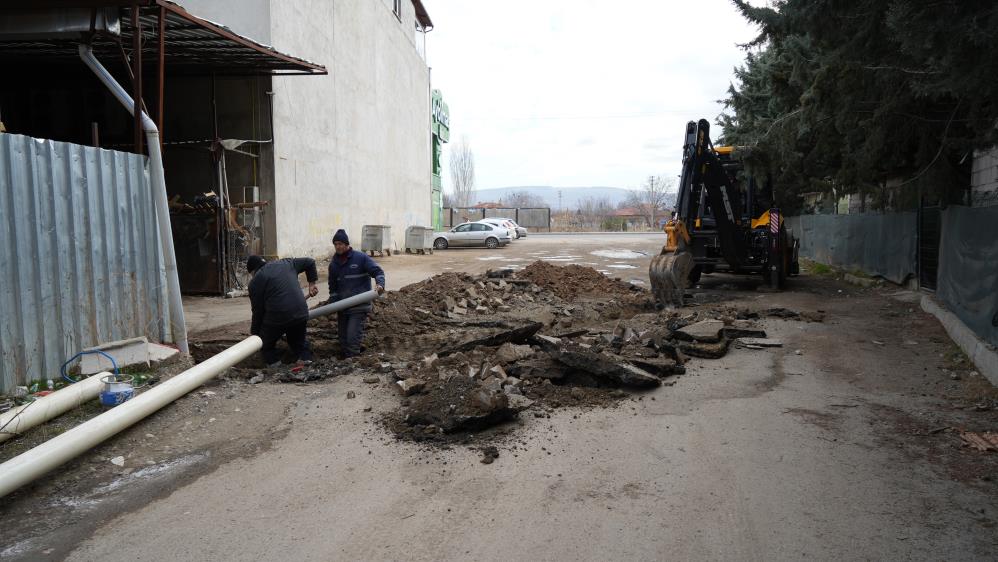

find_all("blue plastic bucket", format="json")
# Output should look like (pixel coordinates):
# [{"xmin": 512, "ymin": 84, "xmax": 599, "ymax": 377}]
[{"xmin": 99, "ymin": 374, "xmax": 134, "ymax": 407}]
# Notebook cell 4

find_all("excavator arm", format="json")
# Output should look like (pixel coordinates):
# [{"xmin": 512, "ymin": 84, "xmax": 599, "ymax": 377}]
[{"xmin": 650, "ymin": 119, "xmax": 746, "ymax": 306}]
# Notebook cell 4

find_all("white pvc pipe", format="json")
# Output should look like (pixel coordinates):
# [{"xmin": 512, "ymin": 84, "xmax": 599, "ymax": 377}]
[
  {"xmin": 0, "ymin": 373, "xmax": 109, "ymax": 444},
  {"xmin": 0, "ymin": 337, "xmax": 260, "ymax": 498},
  {"xmin": 0, "ymin": 290, "xmax": 379, "ymax": 498},
  {"xmin": 78, "ymin": 44, "xmax": 189, "ymax": 354},
  {"xmin": 308, "ymin": 289, "xmax": 380, "ymax": 319}
]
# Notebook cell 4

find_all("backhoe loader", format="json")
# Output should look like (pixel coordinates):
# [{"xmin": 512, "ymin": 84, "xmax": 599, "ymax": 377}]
[{"xmin": 649, "ymin": 119, "xmax": 799, "ymax": 307}]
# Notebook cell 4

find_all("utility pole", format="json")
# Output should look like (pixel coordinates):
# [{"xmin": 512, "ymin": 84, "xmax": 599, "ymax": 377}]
[{"xmin": 558, "ymin": 190, "xmax": 563, "ymax": 212}]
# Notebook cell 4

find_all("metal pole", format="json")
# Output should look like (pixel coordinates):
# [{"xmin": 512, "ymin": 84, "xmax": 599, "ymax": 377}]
[
  {"xmin": 131, "ymin": 5, "xmax": 143, "ymax": 154},
  {"xmin": 156, "ymin": 5, "xmax": 166, "ymax": 151}
]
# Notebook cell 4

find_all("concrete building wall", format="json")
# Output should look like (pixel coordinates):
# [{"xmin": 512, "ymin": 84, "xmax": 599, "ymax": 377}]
[
  {"xmin": 176, "ymin": 0, "xmax": 432, "ymax": 257},
  {"xmin": 268, "ymin": 0, "xmax": 431, "ymax": 256}
]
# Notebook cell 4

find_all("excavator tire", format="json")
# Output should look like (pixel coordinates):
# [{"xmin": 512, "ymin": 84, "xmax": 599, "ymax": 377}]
[{"xmin": 649, "ymin": 251, "xmax": 694, "ymax": 308}]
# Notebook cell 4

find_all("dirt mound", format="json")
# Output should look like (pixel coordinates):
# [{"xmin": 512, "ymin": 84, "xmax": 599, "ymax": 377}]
[{"xmin": 517, "ymin": 261, "xmax": 644, "ymax": 301}]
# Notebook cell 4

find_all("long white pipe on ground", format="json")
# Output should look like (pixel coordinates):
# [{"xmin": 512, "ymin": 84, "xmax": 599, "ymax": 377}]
[
  {"xmin": 0, "ymin": 290, "xmax": 378, "ymax": 498},
  {"xmin": 78, "ymin": 44, "xmax": 189, "ymax": 354},
  {"xmin": 0, "ymin": 373, "xmax": 109, "ymax": 444}
]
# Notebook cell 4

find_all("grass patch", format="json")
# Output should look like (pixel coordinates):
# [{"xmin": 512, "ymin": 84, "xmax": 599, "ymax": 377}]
[{"xmin": 801, "ymin": 259, "xmax": 833, "ymax": 275}]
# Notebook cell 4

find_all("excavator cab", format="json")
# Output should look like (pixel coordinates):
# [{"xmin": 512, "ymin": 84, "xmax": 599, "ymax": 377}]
[{"xmin": 649, "ymin": 120, "xmax": 799, "ymax": 307}]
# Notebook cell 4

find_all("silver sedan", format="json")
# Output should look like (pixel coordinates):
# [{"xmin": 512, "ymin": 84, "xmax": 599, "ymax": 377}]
[{"xmin": 433, "ymin": 222, "xmax": 511, "ymax": 249}]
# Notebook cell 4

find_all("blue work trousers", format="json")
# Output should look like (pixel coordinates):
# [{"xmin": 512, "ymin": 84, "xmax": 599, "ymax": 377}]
[{"xmin": 337, "ymin": 309, "xmax": 368, "ymax": 358}]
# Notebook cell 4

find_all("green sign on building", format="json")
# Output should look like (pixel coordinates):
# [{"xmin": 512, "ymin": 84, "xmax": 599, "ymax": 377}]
[{"xmin": 431, "ymin": 89, "xmax": 450, "ymax": 230}]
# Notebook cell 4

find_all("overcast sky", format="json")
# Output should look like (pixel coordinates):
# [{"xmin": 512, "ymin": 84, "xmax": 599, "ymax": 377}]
[{"xmin": 421, "ymin": 0, "xmax": 762, "ymax": 193}]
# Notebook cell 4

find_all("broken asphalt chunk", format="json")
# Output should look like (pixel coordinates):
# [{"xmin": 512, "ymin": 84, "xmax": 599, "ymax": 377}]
[
  {"xmin": 554, "ymin": 350, "xmax": 661, "ymax": 388},
  {"xmin": 396, "ymin": 379, "xmax": 426, "ymax": 396},
  {"xmin": 673, "ymin": 320, "xmax": 725, "ymax": 343},
  {"xmin": 443, "ymin": 322, "xmax": 543, "ymax": 355},
  {"xmin": 677, "ymin": 338, "xmax": 731, "ymax": 359},
  {"xmin": 737, "ymin": 338, "xmax": 783, "ymax": 348}
]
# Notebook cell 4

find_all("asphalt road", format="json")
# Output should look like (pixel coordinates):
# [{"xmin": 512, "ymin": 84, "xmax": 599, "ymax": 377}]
[{"xmin": 3, "ymin": 233, "xmax": 996, "ymax": 560}]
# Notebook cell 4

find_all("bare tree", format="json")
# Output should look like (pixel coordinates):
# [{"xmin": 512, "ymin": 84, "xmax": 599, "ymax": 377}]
[
  {"xmin": 442, "ymin": 192, "xmax": 455, "ymax": 209},
  {"xmin": 449, "ymin": 136, "xmax": 476, "ymax": 208},
  {"xmin": 635, "ymin": 175, "xmax": 674, "ymax": 228},
  {"xmin": 500, "ymin": 190, "xmax": 546, "ymax": 208}
]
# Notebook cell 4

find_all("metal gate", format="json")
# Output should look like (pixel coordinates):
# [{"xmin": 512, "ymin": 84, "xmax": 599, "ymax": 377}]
[{"xmin": 918, "ymin": 198, "xmax": 941, "ymax": 291}]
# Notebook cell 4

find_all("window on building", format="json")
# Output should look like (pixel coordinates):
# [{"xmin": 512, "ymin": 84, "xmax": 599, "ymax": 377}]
[{"xmin": 392, "ymin": 0, "xmax": 402, "ymax": 21}]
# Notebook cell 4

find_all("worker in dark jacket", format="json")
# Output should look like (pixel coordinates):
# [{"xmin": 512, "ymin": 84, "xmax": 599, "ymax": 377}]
[
  {"xmin": 247, "ymin": 255, "xmax": 319, "ymax": 366},
  {"xmin": 324, "ymin": 229, "xmax": 385, "ymax": 358}
]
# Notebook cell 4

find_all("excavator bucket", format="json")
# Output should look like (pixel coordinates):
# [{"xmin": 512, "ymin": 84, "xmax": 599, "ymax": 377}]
[
  {"xmin": 650, "ymin": 218, "xmax": 694, "ymax": 307},
  {"xmin": 649, "ymin": 250, "xmax": 693, "ymax": 307}
]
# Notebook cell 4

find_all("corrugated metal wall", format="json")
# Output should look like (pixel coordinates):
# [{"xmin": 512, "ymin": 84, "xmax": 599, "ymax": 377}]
[
  {"xmin": 0, "ymin": 134, "xmax": 171, "ymax": 393},
  {"xmin": 787, "ymin": 212, "xmax": 917, "ymax": 285}
]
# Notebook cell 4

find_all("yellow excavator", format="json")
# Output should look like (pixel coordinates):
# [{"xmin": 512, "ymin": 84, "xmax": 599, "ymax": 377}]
[{"xmin": 649, "ymin": 119, "xmax": 799, "ymax": 307}]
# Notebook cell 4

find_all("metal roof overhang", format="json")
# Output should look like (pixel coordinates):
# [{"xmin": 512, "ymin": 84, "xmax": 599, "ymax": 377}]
[
  {"xmin": 412, "ymin": 0, "xmax": 433, "ymax": 30},
  {"xmin": 0, "ymin": 1, "xmax": 327, "ymax": 76}
]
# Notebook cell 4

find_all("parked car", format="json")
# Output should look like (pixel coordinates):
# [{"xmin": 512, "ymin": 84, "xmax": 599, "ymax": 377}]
[
  {"xmin": 433, "ymin": 221, "xmax": 511, "ymax": 249},
  {"xmin": 492, "ymin": 217, "xmax": 528, "ymax": 238},
  {"xmin": 480, "ymin": 218, "xmax": 518, "ymax": 240}
]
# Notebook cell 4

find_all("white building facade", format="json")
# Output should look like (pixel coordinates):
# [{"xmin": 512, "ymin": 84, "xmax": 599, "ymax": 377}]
[{"xmin": 181, "ymin": 0, "xmax": 433, "ymax": 255}]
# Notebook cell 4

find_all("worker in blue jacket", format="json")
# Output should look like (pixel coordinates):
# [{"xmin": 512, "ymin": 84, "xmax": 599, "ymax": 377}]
[
  {"xmin": 247, "ymin": 255, "xmax": 319, "ymax": 366},
  {"xmin": 324, "ymin": 229, "xmax": 385, "ymax": 358}
]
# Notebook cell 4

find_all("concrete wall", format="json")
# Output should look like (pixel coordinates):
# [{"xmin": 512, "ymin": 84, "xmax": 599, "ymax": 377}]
[{"xmin": 268, "ymin": 0, "xmax": 431, "ymax": 256}]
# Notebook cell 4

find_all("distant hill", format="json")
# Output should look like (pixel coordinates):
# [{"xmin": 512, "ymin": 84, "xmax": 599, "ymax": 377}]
[{"xmin": 471, "ymin": 186, "xmax": 635, "ymax": 210}]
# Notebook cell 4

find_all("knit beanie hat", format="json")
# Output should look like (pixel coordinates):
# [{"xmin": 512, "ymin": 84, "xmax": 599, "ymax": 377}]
[
  {"xmin": 332, "ymin": 229, "xmax": 350, "ymax": 245},
  {"xmin": 246, "ymin": 255, "xmax": 266, "ymax": 273}
]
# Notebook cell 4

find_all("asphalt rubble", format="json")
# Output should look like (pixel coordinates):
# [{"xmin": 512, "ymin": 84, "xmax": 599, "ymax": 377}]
[{"xmin": 246, "ymin": 260, "xmax": 819, "ymax": 445}]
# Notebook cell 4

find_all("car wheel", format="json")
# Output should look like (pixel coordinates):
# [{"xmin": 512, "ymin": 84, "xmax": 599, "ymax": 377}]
[
  {"xmin": 433, "ymin": 237, "xmax": 448, "ymax": 250},
  {"xmin": 485, "ymin": 237, "xmax": 499, "ymax": 249}
]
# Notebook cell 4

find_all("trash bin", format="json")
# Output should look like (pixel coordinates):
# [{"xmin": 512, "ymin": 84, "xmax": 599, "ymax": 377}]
[
  {"xmin": 361, "ymin": 225, "xmax": 392, "ymax": 256},
  {"xmin": 405, "ymin": 226, "xmax": 434, "ymax": 254}
]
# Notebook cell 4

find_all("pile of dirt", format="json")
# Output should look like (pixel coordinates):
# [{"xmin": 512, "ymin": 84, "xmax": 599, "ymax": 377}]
[
  {"xmin": 204, "ymin": 262, "xmax": 824, "ymax": 446},
  {"xmin": 517, "ymin": 261, "xmax": 645, "ymax": 302}
]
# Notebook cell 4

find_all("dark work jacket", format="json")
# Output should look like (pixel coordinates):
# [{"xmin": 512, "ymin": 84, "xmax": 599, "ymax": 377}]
[
  {"xmin": 327, "ymin": 249, "xmax": 386, "ymax": 311},
  {"xmin": 249, "ymin": 257, "xmax": 318, "ymax": 335}
]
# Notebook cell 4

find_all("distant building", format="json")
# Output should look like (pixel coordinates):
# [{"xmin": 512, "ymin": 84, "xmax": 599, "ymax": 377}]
[{"xmin": 608, "ymin": 207, "xmax": 652, "ymax": 230}]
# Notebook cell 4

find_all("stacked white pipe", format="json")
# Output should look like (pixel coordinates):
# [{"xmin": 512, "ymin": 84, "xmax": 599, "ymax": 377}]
[{"xmin": 0, "ymin": 290, "xmax": 379, "ymax": 498}]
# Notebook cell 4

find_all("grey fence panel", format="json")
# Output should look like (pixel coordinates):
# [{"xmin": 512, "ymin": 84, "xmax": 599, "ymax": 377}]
[
  {"xmin": 794, "ymin": 212, "xmax": 917, "ymax": 284},
  {"xmin": 442, "ymin": 207, "xmax": 552, "ymax": 231},
  {"xmin": 484, "ymin": 208, "xmax": 516, "ymax": 219},
  {"xmin": 450, "ymin": 208, "xmax": 485, "ymax": 224},
  {"xmin": 516, "ymin": 208, "xmax": 551, "ymax": 231},
  {"xmin": 0, "ymin": 134, "xmax": 170, "ymax": 393},
  {"xmin": 936, "ymin": 205, "xmax": 998, "ymax": 347}
]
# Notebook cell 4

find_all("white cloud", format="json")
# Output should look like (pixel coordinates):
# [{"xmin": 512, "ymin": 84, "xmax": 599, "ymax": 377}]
[{"xmin": 422, "ymin": 0, "xmax": 761, "ymax": 192}]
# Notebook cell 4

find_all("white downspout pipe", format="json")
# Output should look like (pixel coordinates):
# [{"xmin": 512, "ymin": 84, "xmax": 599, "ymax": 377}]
[
  {"xmin": 0, "ymin": 373, "xmax": 109, "ymax": 444},
  {"xmin": 78, "ymin": 44, "xmax": 189, "ymax": 354},
  {"xmin": 0, "ymin": 290, "xmax": 379, "ymax": 498}
]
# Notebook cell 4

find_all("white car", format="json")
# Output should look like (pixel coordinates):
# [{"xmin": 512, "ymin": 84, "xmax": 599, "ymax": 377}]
[
  {"xmin": 481, "ymin": 218, "xmax": 518, "ymax": 240},
  {"xmin": 489, "ymin": 217, "xmax": 528, "ymax": 238},
  {"xmin": 433, "ymin": 221, "xmax": 512, "ymax": 249}
]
